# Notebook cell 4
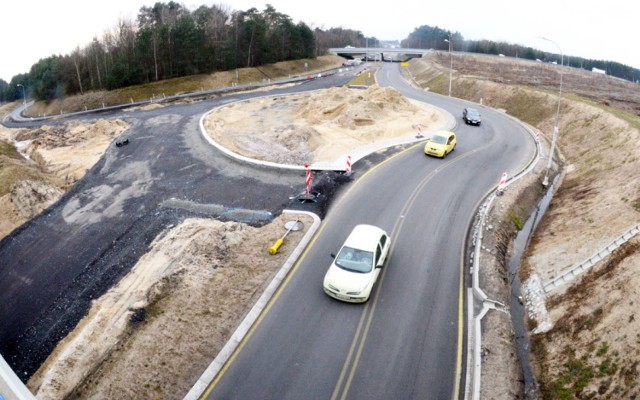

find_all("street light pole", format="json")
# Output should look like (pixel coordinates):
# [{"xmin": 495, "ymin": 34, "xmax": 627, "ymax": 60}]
[
  {"xmin": 16, "ymin": 83, "xmax": 26, "ymax": 107},
  {"xmin": 539, "ymin": 37, "xmax": 563, "ymax": 187},
  {"xmin": 444, "ymin": 37, "xmax": 452, "ymax": 96}
]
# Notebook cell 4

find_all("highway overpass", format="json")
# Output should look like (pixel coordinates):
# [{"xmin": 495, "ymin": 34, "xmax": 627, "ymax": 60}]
[{"xmin": 328, "ymin": 47, "xmax": 431, "ymax": 62}]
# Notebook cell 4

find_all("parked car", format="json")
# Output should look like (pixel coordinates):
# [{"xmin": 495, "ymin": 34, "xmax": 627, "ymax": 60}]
[
  {"xmin": 323, "ymin": 224, "xmax": 391, "ymax": 303},
  {"xmin": 424, "ymin": 130, "xmax": 457, "ymax": 158},
  {"xmin": 462, "ymin": 107, "xmax": 482, "ymax": 126}
]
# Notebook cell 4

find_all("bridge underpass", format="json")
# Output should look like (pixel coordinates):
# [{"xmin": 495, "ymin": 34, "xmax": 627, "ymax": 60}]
[{"xmin": 328, "ymin": 47, "xmax": 431, "ymax": 62}]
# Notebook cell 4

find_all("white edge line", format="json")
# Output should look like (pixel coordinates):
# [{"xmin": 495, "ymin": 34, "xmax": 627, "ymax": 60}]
[{"xmin": 183, "ymin": 210, "xmax": 321, "ymax": 400}]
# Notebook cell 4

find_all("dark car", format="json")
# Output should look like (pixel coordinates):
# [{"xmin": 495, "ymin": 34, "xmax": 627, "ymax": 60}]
[{"xmin": 462, "ymin": 107, "xmax": 481, "ymax": 126}]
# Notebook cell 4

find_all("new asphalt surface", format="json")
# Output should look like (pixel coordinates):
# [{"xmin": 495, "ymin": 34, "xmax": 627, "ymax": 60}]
[{"xmin": 0, "ymin": 70, "xmax": 399, "ymax": 380}]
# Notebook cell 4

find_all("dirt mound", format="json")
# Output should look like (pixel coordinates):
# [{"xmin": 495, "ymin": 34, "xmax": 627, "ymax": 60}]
[
  {"xmin": 10, "ymin": 180, "xmax": 64, "ymax": 219},
  {"xmin": 0, "ymin": 119, "xmax": 129, "ymax": 240},
  {"xmin": 29, "ymin": 214, "xmax": 314, "ymax": 400},
  {"xmin": 18, "ymin": 119, "xmax": 129, "ymax": 183},
  {"xmin": 16, "ymin": 119, "xmax": 128, "ymax": 150},
  {"xmin": 295, "ymin": 86, "xmax": 420, "ymax": 129},
  {"xmin": 204, "ymin": 85, "xmax": 444, "ymax": 164}
]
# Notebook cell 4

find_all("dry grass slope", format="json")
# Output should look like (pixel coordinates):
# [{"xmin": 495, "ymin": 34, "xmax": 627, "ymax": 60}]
[
  {"xmin": 409, "ymin": 52, "xmax": 640, "ymax": 399},
  {"xmin": 23, "ymin": 55, "xmax": 346, "ymax": 117}
]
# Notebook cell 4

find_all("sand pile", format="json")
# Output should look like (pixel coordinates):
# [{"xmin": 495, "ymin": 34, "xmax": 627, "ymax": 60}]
[{"xmin": 204, "ymin": 85, "xmax": 444, "ymax": 165}]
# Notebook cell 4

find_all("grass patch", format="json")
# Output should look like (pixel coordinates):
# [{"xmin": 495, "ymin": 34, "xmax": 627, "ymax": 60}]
[
  {"xmin": 423, "ymin": 74, "xmax": 449, "ymax": 95},
  {"xmin": 596, "ymin": 341, "xmax": 609, "ymax": 357},
  {"xmin": 502, "ymin": 88, "xmax": 556, "ymax": 127},
  {"xmin": 507, "ymin": 209, "xmax": 524, "ymax": 230},
  {"xmin": 0, "ymin": 159, "xmax": 49, "ymax": 196},
  {"xmin": 348, "ymin": 69, "xmax": 377, "ymax": 87},
  {"xmin": 0, "ymin": 140, "xmax": 22, "ymax": 159}
]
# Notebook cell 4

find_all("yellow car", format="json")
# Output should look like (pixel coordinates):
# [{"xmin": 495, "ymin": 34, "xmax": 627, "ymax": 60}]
[{"xmin": 424, "ymin": 130, "xmax": 457, "ymax": 158}]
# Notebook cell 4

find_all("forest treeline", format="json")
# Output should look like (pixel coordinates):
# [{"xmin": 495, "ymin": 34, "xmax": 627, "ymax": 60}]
[
  {"xmin": 0, "ymin": 2, "xmax": 371, "ymax": 103},
  {"xmin": 1, "ymin": 3, "xmax": 638, "ymax": 104},
  {"xmin": 402, "ymin": 25, "xmax": 640, "ymax": 82}
]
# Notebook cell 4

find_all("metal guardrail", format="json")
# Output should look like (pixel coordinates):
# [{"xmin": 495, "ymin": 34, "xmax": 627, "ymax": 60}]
[{"xmin": 542, "ymin": 224, "xmax": 640, "ymax": 293}]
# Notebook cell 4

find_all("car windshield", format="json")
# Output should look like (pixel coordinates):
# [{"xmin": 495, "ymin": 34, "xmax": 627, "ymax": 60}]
[
  {"xmin": 335, "ymin": 246, "xmax": 374, "ymax": 273},
  {"xmin": 430, "ymin": 135, "xmax": 448, "ymax": 145},
  {"xmin": 467, "ymin": 109, "xmax": 480, "ymax": 117}
]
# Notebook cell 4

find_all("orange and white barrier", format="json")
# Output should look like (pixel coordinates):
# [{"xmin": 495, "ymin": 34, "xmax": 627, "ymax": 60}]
[
  {"xmin": 305, "ymin": 164, "xmax": 314, "ymax": 194},
  {"xmin": 345, "ymin": 155, "xmax": 352, "ymax": 174},
  {"xmin": 497, "ymin": 172, "xmax": 508, "ymax": 195},
  {"xmin": 413, "ymin": 123, "xmax": 424, "ymax": 137}
]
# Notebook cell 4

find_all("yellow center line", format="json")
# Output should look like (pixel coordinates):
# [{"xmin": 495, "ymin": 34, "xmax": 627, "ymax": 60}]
[
  {"xmin": 330, "ymin": 144, "xmax": 489, "ymax": 399},
  {"xmin": 204, "ymin": 142, "xmax": 488, "ymax": 399}
]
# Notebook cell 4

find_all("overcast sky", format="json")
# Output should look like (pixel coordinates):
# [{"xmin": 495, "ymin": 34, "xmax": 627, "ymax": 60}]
[{"xmin": 2, "ymin": 0, "xmax": 639, "ymax": 82}]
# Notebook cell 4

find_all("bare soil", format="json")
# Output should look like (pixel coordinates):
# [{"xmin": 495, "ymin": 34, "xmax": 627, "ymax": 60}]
[
  {"xmin": 1, "ymin": 51, "xmax": 638, "ymax": 399},
  {"xmin": 203, "ymin": 85, "xmax": 443, "ymax": 164}
]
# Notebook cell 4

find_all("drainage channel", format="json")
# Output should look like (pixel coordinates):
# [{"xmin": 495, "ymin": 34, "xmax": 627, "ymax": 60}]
[{"xmin": 507, "ymin": 176, "xmax": 558, "ymax": 399}]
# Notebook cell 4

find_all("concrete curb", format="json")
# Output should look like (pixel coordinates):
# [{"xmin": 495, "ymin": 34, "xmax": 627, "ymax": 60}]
[
  {"xmin": 0, "ymin": 354, "xmax": 37, "ymax": 400},
  {"xmin": 198, "ymin": 92, "xmax": 452, "ymax": 172},
  {"xmin": 183, "ymin": 210, "xmax": 321, "ymax": 400}
]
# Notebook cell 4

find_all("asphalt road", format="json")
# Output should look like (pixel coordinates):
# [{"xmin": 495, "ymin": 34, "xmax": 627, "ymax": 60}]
[
  {"xmin": 0, "ymin": 70, "xmax": 363, "ymax": 380},
  {"xmin": 0, "ymin": 62, "xmax": 536, "ymax": 399},
  {"xmin": 202, "ymin": 63, "xmax": 536, "ymax": 399}
]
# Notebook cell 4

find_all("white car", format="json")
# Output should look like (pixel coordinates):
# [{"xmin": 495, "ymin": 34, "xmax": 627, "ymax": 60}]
[{"xmin": 323, "ymin": 224, "xmax": 391, "ymax": 303}]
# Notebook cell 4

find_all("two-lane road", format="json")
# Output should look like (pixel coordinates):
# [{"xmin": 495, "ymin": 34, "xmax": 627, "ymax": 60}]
[{"xmin": 201, "ymin": 63, "xmax": 536, "ymax": 399}]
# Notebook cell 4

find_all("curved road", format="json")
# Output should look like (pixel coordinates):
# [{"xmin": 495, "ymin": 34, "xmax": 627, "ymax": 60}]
[
  {"xmin": 0, "ymin": 62, "xmax": 535, "ymax": 398},
  {"xmin": 201, "ymin": 63, "xmax": 536, "ymax": 399}
]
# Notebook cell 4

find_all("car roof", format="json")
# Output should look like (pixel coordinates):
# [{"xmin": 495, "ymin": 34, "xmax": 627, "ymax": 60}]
[
  {"xmin": 342, "ymin": 224, "xmax": 387, "ymax": 251},
  {"xmin": 433, "ymin": 130, "xmax": 455, "ymax": 138},
  {"xmin": 465, "ymin": 107, "xmax": 479, "ymax": 113}
]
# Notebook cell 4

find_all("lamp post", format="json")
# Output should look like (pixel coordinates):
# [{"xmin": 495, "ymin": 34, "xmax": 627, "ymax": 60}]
[
  {"xmin": 444, "ymin": 37, "xmax": 452, "ymax": 96},
  {"xmin": 16, "ymin": 83, "xmax": 26, "ymax": 107},
  {"xmin": 539, "ymin": 37, "xmax": 563, "ymax": 187}
]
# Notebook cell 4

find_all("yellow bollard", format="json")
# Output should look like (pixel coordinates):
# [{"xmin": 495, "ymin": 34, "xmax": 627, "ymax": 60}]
[
  {"xmin": 268, "ymin": 219, "xmax": 303, "ymax": 255},
  {"xmin": 268, "ymin": 238, "xmax": 284, "ymax": 255}
]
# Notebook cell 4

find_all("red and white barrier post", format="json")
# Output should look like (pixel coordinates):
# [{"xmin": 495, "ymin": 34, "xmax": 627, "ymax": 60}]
[
  {"xmin": 497, "ymin": 172, "xmax": 508, "ymax": 195},
  {"xmin": 305, "ymin": 163, "xmax": 314, "ymax": 195},
  {"xmin": 413, "ymin": 123, "xmax": 424, "ymax": 138},
  {"xmin": 345, "ymin": 155, "xmax": 352, "ymax": 174}
]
